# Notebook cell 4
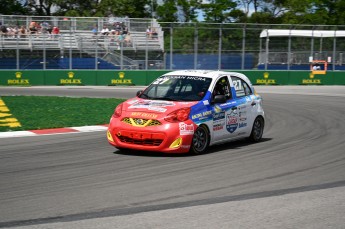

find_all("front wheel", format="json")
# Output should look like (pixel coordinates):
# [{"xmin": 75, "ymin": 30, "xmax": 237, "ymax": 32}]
[
  {"xmin": 249, "ymin": 116, "xmax": 264, "ymax": 142},
  {"xmin": 190, "ymin": 125, "xmax": 210, "ymax": 154}
]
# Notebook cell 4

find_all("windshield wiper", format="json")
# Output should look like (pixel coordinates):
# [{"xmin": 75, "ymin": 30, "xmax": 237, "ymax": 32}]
[
  {"xmin": 139, "ymin": 93, "xmax": 151, "ymax": 99},
  {"xmin": 155, "ymin": 97, "xmax": 180, "ymax": 101}
]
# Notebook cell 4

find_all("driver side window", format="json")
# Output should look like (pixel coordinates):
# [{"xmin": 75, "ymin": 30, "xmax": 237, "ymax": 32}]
[{"xmin": 212, "ymin": 76, "xmax": 232, "ymax": 100}]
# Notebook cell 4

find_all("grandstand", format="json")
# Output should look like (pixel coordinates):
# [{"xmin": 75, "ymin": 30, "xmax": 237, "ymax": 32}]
[{"xmin": 0, "ymin": 15, "xmax": 164, "ymax": 69}]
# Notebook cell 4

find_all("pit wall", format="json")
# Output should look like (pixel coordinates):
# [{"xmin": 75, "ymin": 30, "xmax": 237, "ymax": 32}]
[{"xmin": 0, "ymin": 70, "xmax": 344, "ymax": 86}]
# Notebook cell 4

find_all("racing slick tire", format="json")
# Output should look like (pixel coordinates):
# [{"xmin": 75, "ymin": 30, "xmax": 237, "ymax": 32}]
[
  {"xmin": 190, "ymin": 125, "xmax": 210, "ymax": 154},
  {"xmin": 249, "ymin": 116, "xmax": 264, "ymax": 142}
]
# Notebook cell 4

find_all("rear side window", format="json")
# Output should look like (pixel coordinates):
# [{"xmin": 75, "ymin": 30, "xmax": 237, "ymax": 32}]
[{"xmin": 231, "ymin": 76, "xmax": 252, "ymax": 97}]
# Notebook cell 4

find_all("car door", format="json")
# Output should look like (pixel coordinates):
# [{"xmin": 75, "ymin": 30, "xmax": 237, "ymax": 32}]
[
  {"xmin": 210, "ymin": 75, "xmax": 236, "ymax": 142},
  {"xmin": 229, "ymin": 75, "xmax": 255, "ymax": 136}
]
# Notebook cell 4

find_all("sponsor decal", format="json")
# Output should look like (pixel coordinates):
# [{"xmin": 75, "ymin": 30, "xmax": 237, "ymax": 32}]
[
  {"xmin": 60, "ymin": 72, "xmax": 82, "ymax": 84},
  {"xmin": 226, "ymin": 110, "xmax": 238, "ymax": 133},
  {"xmin": 128, "ymin": 100, "xmax": 175, "ymax": 112},
  {"xmin": 110, "ymin": 72, "xmax": 133, "ymax": 85},
  {"xmin": 213, "ymin": 111, "xmax": 225, "ymax": 131},
  {"xmin": 127, "ymin": 99, "xmax": 139, "ymax": 104},
  {"xmin": 179, "ymin": 123, "xmax": 194, "ymax": 135},
  {"xmin": 239, "ymin": 111, "xmax": 247, "ymax": 121},
  {"xmin": 213, "ymin": 123, "xmax": 223, "ymax": 131},
  {"xmin": 213, "ymin": 111, "xmax": 225, "ymax": 121},
  {"xmin": 131, "ymin": 112, "xmax": 158, "ymax": 119},
  {"xmin": 192, "ymin": 110, "xmax": 212, "ymax": 120},
  {"xmin": 156, "ymin": 75, "xmax": 207, "ymax": 82},
  {"xmin": 214, "ymin": 105, "xmax": 222, "ymax": 113},
  {"xmin": 256, "ymin": 72, "xmax": 277, "ymax": 85},
  {"xmin": 220, "ymin": 101, "xmax": 236, "ymax": 107},
  {"xmin": 147, "ymin": 107, "xmax": 167, "ymax": 112},
  {"xmin": 180, "ymin": 145, "xmax": 191, "ymax": 149},
  {"xmin": 7, "ymin": 72, "xmax": 30, "ymax": 85},
  {"xmin": 238, "ymin": 122, "xmax": 247, "ymax": 128}
]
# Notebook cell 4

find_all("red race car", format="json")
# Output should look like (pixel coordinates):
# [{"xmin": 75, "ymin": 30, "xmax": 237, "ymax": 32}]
[{"xmin": 107, "ymin": 70, "xmax": 264, "ymax": 154}]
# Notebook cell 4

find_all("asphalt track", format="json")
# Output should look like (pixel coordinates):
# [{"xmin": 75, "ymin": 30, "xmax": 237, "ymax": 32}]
[{"xmin": 0, "ymin": 86, "xmax": 345, "ymax": 228}]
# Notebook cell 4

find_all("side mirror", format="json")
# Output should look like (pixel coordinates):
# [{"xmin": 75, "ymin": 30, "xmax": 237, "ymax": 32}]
[
  {"xmin": 212, "ymin": 95, "xmax": 227, "ymax": 104},
  {"xmin": 136, "ymin": 90, "xmax": 143, "ymax": 97}
]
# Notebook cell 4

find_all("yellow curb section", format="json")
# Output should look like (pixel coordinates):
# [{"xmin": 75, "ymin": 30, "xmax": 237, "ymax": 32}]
[{"xmin": 0, "ymin": 98, "xmax": 22, "ymax": 128}]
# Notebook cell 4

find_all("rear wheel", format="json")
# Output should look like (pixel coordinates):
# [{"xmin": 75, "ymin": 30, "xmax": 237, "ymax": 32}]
[
  {"xmin": 249, "ymin": 116, "xmax": 264, "ymax": 142},
  {"xmin": 190, "ymin": 125, "xmax": 210, "ymax": 154}
]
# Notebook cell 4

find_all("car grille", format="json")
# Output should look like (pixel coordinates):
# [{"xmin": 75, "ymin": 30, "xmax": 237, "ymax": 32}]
[
  {"xmin": 122, "ymin": 117, "xmax": 161, "ymax": 127},
  {"xmin": 117, "ymin": 136, "xmax": 163, "ymax": 146}
]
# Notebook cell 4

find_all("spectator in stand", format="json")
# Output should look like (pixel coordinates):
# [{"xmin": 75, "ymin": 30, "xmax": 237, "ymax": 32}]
[
  {"xmin": 51, "ymin": 26, "xmax": 60, "ymax": 39},
  {"xmin": 109, "ymin": 29, "xmax": 115, "ymax": 42},
  {"xmin": 91, "ymin": 26, "xmax": 98, "ymax": 36},
  {"xmin": 146, "ymin": 26, "xmax": 152, "ymax": 38},
  {"xmin": 12, "ymin": 26, "xmax": 19, "ymax": 38},
  {"xmin": 0, "ymin": 22, "xmax": 7, "ymax": 36},
  {"xmin": 114, "ymin": 22, "xmax": 122, "ymax": 32},
  {"xmin": 29, "ymin": 21, "xmax": 38, "ymax": 35},
  {"xmin": 35, "ymin": 22, "xmax": 42, "ymax": 34},
  {"xmin": 5, "ymin": 26, "xmax": 13, "ymax": 37},
  {"xmin": 122, "ymin": 26, "xmax": 128, "ymax": 35},
  {"xmin": 47, "ymin": 25, "xmax": 53, "ymax": 36},
  {"xmin": 41, "ymin": 21, "xmax": 50, "ymax": 34},
  {"xmin": 151, "ymin": 28, "xmax": 158, "ymax": 39},
  {"xmin": 114, "ymin": 30, "xmax": 123, "ymax": 50},
  {"xmin": 19, "ymin": 26, "xmax": 28, "ymax": 38},
  {"xmin": 124, "ymin": 32, "xmax": 132, "ymax": 47},
  {"xmin": 101, "ymin": 26, "xmax": 110, "ymax": 36}
]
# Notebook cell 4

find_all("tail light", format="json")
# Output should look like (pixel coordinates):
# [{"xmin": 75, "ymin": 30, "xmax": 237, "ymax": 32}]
[
  {"xmin": 165, "ymin": 107, "xmax": 191, "ymax": 122},
  {"xmin": 113, "ymin": 103, "xmax": 123, "ymax": 118}
]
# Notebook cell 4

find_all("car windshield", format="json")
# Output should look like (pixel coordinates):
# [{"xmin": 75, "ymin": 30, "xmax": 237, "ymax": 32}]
[{"xmin": 139, "ymin": 75, "xmax": 212, "ymax": 101}]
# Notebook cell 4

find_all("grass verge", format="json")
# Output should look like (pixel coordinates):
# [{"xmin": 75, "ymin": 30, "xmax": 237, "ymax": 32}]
[{"xmin": 0, "ymin": 96, "xmax": 125, "ymax": 132}]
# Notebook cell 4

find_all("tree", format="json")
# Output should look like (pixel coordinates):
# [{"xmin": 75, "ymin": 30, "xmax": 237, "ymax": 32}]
[
  {"xmin": 0, "ymin": 0, "xmax": 29, "ymax": 15},
  {"xmin": 200, "ymin": 0, "xmax": 238, "ymax": 23},
  {"xmin": 156, "ymin": 0, "xmax": 179, "ymax": 22},
  {"xmin": 21, "ymin": 0, "xmax": 151, "ymax": 17},
  {"xmin": 155, "ymin": 0, "xmax": 201, "ymax": 22},
  {"xmin": 26, "ymin": 0, "xmax": 57, "ymax": 16},
  {"xmin": 97, "ymin": 0, "xmax": 151, "ymax": 18},
  {"xmin": 176, "ymin": 0, "xmax": 201, "ymax": 22},
  {"xmin": 311, "ymin": 0, "xmax": 345, "ymax": 25}
]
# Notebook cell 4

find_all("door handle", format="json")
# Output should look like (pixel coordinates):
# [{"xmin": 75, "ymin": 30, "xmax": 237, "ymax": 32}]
[
  {"xmin": 231, "ymin": 107, "xmax": 237, "ymax": 110},
  {"xmin": 251, "ymin": 102, "xmax": 256, "ymax": 106}
]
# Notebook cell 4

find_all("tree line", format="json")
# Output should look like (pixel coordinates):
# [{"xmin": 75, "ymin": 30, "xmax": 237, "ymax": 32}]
[{"xmin": 1, "ymin": 0, "xmax": 344, "ymax": 25}]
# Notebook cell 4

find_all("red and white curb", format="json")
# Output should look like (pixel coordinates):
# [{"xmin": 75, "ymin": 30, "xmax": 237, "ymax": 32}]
[{"xmin": 0, "ymin": 125, "xmax": 108, "ymax": 138}]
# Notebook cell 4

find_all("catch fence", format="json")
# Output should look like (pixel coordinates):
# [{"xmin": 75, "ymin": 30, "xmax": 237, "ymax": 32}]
[{"xmin": 1, "ymin": 15, "xmax": 345, "ymax": 71}]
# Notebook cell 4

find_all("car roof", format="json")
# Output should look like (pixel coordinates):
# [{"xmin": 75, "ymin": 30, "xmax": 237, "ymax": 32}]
[{"xmin": 163, "ymin": 70, "xmax": 251, "ymax": 84}]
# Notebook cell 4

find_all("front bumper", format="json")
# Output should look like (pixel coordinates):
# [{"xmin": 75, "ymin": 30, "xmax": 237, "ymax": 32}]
[{"xmin": 107, "ymin": 118, "xmax": 196, "ymax": 153}]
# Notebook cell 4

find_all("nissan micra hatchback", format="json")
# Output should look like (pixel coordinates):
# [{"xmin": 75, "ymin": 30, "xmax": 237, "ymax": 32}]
[{"xmin": 107, "ymin": 70, "xmax": 264, "ymax": 154}]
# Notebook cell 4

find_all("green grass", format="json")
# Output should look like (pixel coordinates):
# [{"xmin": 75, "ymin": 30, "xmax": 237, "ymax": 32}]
[{"xmin": 0, "ymin": 96, "xmax": 126, "ymax": 132}]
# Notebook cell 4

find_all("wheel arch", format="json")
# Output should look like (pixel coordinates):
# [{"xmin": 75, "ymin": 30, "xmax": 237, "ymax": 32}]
[{"xmin": 197, "ymin": 123, "xmax": 212, "ymax": 143}]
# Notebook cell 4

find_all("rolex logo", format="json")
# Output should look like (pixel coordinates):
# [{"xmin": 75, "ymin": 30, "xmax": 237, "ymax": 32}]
[{"xmin": 68, "ymin": 72, "xmax": 74, "ymax": 78}]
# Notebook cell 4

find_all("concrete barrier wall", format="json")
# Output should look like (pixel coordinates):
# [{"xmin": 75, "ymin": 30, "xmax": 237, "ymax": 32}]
[{"xmin": 0, "ymin": 70, "xmax": 344, "ymax": 86}]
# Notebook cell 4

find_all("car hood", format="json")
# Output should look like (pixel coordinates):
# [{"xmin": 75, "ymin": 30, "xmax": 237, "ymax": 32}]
[{"xmin": 122, "ymin": 98, "xmax": 198, "ymax": 117}]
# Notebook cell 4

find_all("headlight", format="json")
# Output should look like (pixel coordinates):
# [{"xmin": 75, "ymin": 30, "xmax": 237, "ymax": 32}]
[
  {"xmin": 113, "ymin": 103, "xmax": 123, "ymax": 118},
  {"xmin": 164, "ymin": 107, "xmax": 191, "ymax": 122}
]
